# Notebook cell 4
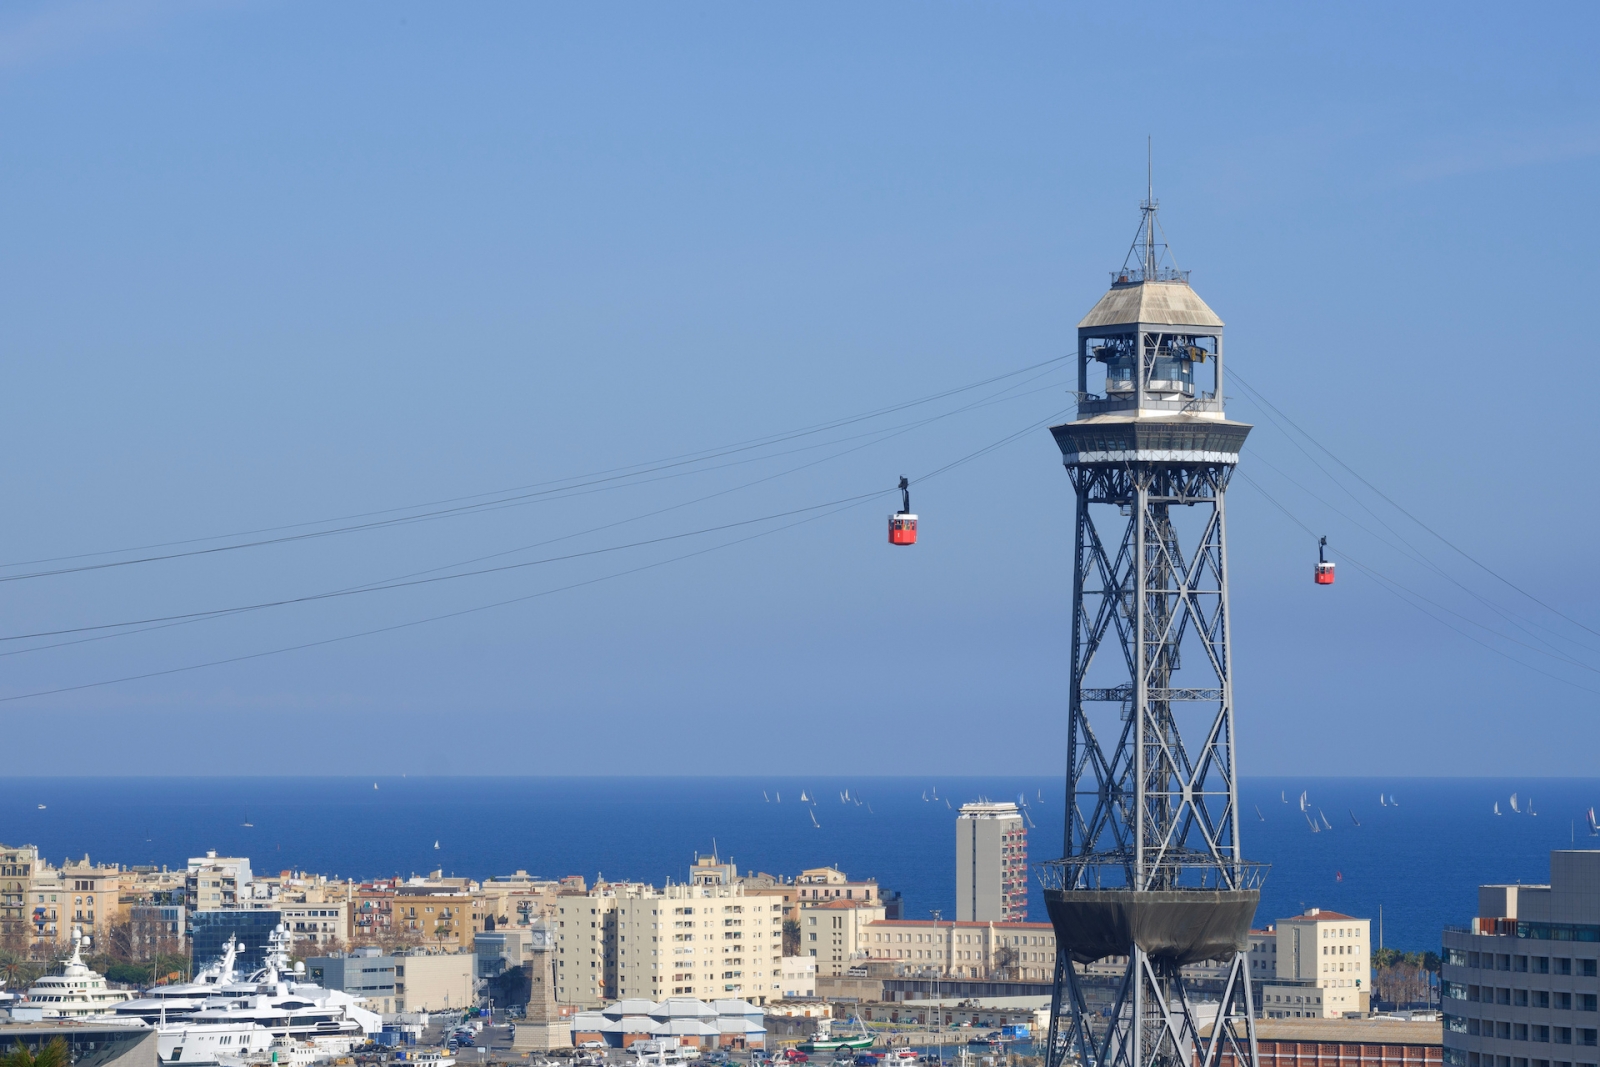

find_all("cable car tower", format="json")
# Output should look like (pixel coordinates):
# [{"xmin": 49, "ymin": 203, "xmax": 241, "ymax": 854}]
[{"xmin": 1040, "ymin": 184, "xmax": 1264, "ymax": 1067}]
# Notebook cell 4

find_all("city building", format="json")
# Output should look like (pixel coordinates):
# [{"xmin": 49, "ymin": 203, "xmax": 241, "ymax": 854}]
[
  {"xmin": 1441, "ymin": 850, "xmax": 1600, "ymax": 1067},
  {"xmin": 393, "ymin": 886, "xmax": 478, "ymax": 951},
  {"xmin": 799, "ymin": 898, "xmax": 886, "ymax": 977},
  {"xmin": 0, "ymin": 844, "xmax": 38, "ymax": 954},
  {"xmin": 1205, "ymin": 1017, "xmax": 1443, "ymax": 1067},
  {"xmin": 1266, "ymin": 909, "xmax": 1372, "ymax": 1018},
  {"xmin": 278, "ymin": 901, "xmax": 349, "ymax": 952},
  {"xmin": 189, "ymin": 909, "xmax": 282, "ymax": 972},
  {"xmin": 185, "ymin": 853, "xmax": 253, "ymax": 911},
  {"xmin": 554, "ymin": 883, "xmax": 629, "ymax": 1006},
  {"xmin": 617, "ymin": 883, "xmax": 787, "ymax": 1003},
  {"xmin": 308, "ymin": 948, "xmax": 400, "ymax": 1013},
  {"xmin": 858, "ymin": 918, "xmax": 1056, "ymax": 979},
  {"xmin": 127, "ymin": 905, "xmax": 185, "ymax": 958},
  {"xmin": 793, "ymin": 868, "xmax": 881, "ymax": 906},
  {"xmin": 955, "ymin": 802, "xmax": 1027, "ymax": 922},
  {"xmin": 778, "ymin": 956, "xmax": 816, "ymax": 998}
]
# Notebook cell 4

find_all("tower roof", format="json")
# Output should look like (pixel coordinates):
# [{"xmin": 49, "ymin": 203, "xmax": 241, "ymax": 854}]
[{"xmin": 1077, "ymin": 279, "xmax": 1224, "ymax": 332}]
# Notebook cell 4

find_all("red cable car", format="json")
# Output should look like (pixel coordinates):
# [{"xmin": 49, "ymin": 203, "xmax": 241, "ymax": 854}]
[
  {"xmin": 1314, "ymin": 536, "xmax": 1335, "ymax": 585},
  {"xmin": 888, "ymin": 476, "xmax": 917, "ymax": 546}
]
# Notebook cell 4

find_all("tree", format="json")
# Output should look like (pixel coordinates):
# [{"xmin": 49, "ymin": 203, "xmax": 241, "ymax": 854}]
[
  {"xmin": 1374, "ymin": 956, "xmax": 1430, "ymax": 1008},
  {"xmin": 782, "ymin": 920, "xmax": 801, "ymax": 957},
  {"xmin": 2, "ymin": 1038, "xmax": 70, "ymax": 1067}
]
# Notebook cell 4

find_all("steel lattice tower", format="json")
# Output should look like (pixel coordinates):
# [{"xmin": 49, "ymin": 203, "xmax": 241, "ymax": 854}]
[{"xmin": 1040, "ymin": 191, "xmax": 1265, "ymax": 1067}]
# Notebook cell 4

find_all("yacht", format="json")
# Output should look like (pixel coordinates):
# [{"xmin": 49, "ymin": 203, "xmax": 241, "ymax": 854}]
[
  {"xmin": 116, "ymin": 935, "xmax": 244, "ymax": 1024},
  {"xmin": 21, "ymin": 927, "xmax": 134, "ymax": 1018},
  {"xmin": 172, "ymin": 925, "xmax": 380, "ymax": 1051},
  {"xmin": 156, "ymin": 1021, "xmax": 275, "ymax": 1065}
]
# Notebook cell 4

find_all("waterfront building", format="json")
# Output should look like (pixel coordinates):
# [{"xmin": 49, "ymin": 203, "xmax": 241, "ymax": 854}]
[
  {"xmin": 955, "ymin": 802, "xmax": 1027, "ymax": 922},
  {"xmin": 858, "ymin": 917, "xmax": 1056, "ymax": 980},
  {"xmin": 800, "ymin": 898, "xmax": 887, "ymax": 978},
  {"xmin": 617, "ymin": 883, "xmax": 787, "ymax": 1003},
  {"xmin": 1262, "ymin": 909, "xmax": 1372, "ymax": 1019},
  {"xmin": 778, "ymin": 956, "xmax": 816, "ymax": 998},
  {"xmin": 278, "ymin": 901, "xmax": 349, "ymax": 952},
  {"xmin": 1204, "ymin": 1017, "xmax": 1443, "ymax": 1067},
  {"xmin": 393, "ymin": 886, "xmax": 478, "ymax": 951},
  {"xmin": 1441, "ymin": 850, "xmax": 1600, "ymax": 1067},
  {"xmin": 185, "ymin": 853, "xmax": 252, "ymax": 911},
  {"xmin": 0, "ymin": 844, "xmax": 38, "ymax": 953},
  {"xmin": 189, "ymin": 909, "xmax": 282, "ymax": 972},
  {"xmin": 307, "ymin": 947, "xmax": 472, "ymax": 1013},
  {"xmin": 554, "ymin": 883, "xmax": 631, "ymax": 1006},
  {"xmin": 793, "ymin": 867, "xmax": 881, "ymax": 906},
  {"xmin": 127, "ymin": 905, "xmax": 185, "ymax": 958}
]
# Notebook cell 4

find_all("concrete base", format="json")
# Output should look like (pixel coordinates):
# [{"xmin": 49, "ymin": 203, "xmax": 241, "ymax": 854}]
[{"xmin": 512, "ymin": 1022, "xmax": 569, "ymax": 1053}]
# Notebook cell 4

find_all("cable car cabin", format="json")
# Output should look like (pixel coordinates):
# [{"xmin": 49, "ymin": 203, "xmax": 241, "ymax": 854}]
[
  {"xmin": 1314, "ymin": 560, "xmax": 1335, "ymax": 585},
  {"xmin": 888, "ymin": 513, "xmax": 918, "ymax": 546}
]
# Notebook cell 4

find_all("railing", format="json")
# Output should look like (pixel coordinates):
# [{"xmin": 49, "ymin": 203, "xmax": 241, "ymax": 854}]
[
  {"xmin": 1036, "ymin": 856, "xmax": 1269, "ymax": 892},
  {"xmin": 1077, "ymin": 395, "xmax": 1222, "ymax": 417}
]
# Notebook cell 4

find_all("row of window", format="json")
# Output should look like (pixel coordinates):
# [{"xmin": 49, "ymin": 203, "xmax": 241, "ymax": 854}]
[
  {"xmin": 1452, "ymin": 951, "xmax": 1599, "ymax": 976},
  {"xmin": 1450, "ymin": 986, "xmax": 1599, "ymax": 1010},
  {"xmin": 1447, "ymin": 1017, "xmax": 1598, "ymax": 1045}
]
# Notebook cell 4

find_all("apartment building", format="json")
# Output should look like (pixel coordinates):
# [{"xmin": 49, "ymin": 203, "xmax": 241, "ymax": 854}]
[
  {"xmin": 617, "ymin": 883, "xmax": 787, "ymax": 1003},
  {"xmin": 1442, "ymin": 851, "xmax": 1600, "ymax": 1067},
  {"xmin": 279, "ymin": 901, "xmax": 350, "ymax": 951},
  {"xmin": 554, "ymin": 884, "xmax": 629, "ymax": 1006},
  {"xmin": 859, "ymin": 917, "xmax": 1056, "ymax": 979},
  {"xmin": 308, "ymin": 948, "xmax": 474, "ymax": 1013},
  {"xmin": 794, "ymin": 867, "xmax": 881, "ymax": 906},
  {"xmin": 956, "ymin": 802, "xmax": 1028, "ymax": 922},
  {"xmin": 800, "ymin": 898, "xmax": 888, "ymax": 977},
  {"xmin": 393, "ymin": 886, "xmax": 478, "ymax": 951},
  {"xmin": 1262, "ymin": 909, "xmax": 1371, "ymax": 1019},
  {"xmin": 186, "ymin": 853, "xmax": 253, "ymax": 911},
  {"xmin": 0, "ymin": 844, "xmax": 38, "ymax": 953}
]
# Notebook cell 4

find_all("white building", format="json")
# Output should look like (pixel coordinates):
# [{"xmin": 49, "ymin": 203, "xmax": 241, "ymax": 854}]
[
  {"xmin": 1262, "ymin": 908, "xmax": 1371, "ymax": 1019},
  {"xmin": 778, "ymin": 956, "xmax": 816, "ymax": 998},
  {"xmin": 956, "ymin": 802, "xmax": 1027, "ymax": 922},
  {"xmin": 799, "ymin": 899, "xmax": 887, "ymax": 977}
]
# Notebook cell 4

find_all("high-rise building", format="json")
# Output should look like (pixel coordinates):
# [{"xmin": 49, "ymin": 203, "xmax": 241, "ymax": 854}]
[
  {"xmin": 956, "ymin": 802, "xmax": 1027, "ymax": 921},
  {"xmin": 1442, "ymin": 850, "xmax": 1600, "ymax": 1067}
]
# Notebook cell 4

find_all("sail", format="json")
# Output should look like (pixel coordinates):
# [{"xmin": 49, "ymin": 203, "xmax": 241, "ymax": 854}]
[{"xmin": 1511, "ymin": 793, "xmax": 1520, "ymax": 813}]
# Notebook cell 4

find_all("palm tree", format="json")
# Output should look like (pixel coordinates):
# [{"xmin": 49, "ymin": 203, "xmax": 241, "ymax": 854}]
[{"xmin": 3, "ymin": 1037, "xmax": 71, "ymax": 1067}]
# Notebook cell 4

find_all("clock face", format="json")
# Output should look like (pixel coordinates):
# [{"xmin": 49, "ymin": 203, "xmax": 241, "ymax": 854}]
[{"xmin": 530, "ymin": 929, "xmax": 552, "ymax": 950}]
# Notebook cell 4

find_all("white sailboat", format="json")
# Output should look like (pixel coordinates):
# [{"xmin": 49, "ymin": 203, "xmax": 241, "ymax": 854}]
[
  {"xmin": 1389, "ymin": 794, "xmax": 1399, "ymax": 806},
  {"xmin": 809, "ymin": 809, "xmax": 820, "ymax": 829},
  {"xmin": 1510, "ymin": 793, "xmax": 1521, "ymax": 814},
  {"xmin": 1305, "ymin": 813, "xmax": 1320, "ymax": 833},
  {"xmin": 1529, "ymin": 798, "xmax": 1538, "ymax": 816},
  {"xmin": 1349, "ymin": 810, "xmax": 1361, "ymax": 827},
  {"xmin": 1299, "ymin": 791, "xmax": 1308, "ymax": 812},
  {"xmin": 800, "ymin": 790, "xmax": 809, "ymax": 802},
  {"xmin": 1494, "ymin": 802, "xmax": 1502, "ymax": 816},
  {"xmin": 1379, "ymin": 794, "xmax": 1387, "ymax": 807},
  {"xmin": 1319, "ymin": 809, "xmax": 1333, "ymax": 830},
  {"xmin": 1586, "ymin": 807, "xmax": 1597, "ymax": 836},
  {"xmin": 1255, "ymin": 805, "xmax": 1266, "ymax": 822}
]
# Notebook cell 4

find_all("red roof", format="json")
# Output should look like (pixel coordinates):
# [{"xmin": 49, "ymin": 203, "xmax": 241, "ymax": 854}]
[
  {"xmin": 866, "ymin": 919, "xmax": 1053, "ymax": 930},
  {"xmin": 1281, "ymin": 910, "xmax": 1360, "ymax": 923}
]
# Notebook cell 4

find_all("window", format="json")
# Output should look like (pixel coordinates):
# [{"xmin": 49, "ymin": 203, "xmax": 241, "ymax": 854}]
[{"xmin": 1582, "ymin": 995, "xmax": 1597, "ymax": 1012}]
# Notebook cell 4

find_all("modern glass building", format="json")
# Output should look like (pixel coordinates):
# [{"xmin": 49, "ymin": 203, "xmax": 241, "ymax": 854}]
[{"xmin": 189, "ymin": 909, "xmax": 282, "ymax": 972}]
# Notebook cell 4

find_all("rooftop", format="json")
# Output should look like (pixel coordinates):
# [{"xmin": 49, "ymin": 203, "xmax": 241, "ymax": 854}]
[
  {"xmin": 1078, "ymin": 279, "xmax": 1223, "ymax": 332},
  {"xmin": 1202, "ymin": 1018, "xmax": 1441, "ymax": 1047}
]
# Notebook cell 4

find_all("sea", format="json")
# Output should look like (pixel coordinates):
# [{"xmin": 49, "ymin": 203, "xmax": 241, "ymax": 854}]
[{"xmin": 1, "ymin": 775, "xmax": 1592, "ymax": 955}]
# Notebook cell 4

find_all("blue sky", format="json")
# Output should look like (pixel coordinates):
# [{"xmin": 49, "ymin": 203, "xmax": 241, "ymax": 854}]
[{"xmin": 0, "ymin": 2, "xmax": 1596, "ymax": 775}]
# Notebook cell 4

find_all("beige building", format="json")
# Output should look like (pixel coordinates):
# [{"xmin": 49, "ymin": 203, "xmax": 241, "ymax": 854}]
[
  {"xmin": 955, "ymin": 803, "xmax": 1028, "ymax": 922},
  {"xmin": 0, "ymin": 845, "xmax": 38, "ymax": 954},
  {"xmin": 800, "ymin": 898, "xmax": 887, "ymax": 976},
  {"xmin": 393, "ymin": 888, "xmax": 479, "ymax": 951},
  {"xmin": 794, "ymin": 867, "xmax": 881, "ymax": 906},
  {"xmin": 1264, "ymin": 908, "xmax": 1371, "ymax": 1018},
  {"xmin": 280, "ymin": 901, "xmax": 350, "ymax": 952},
  {"xmin": 859, "ymin": 917, "xmax": 1056, "ymax": 980},
  {"xmin": 553, "ymin": 884, "xmax": 630, "ymax": 1006},
  {"xmin": 396, "ymin": 952, "xmax": 475, "ymax": 1012},
  {"xmin": 617, "ymin": 883, "xmax": 787, "ymax": 1004}
]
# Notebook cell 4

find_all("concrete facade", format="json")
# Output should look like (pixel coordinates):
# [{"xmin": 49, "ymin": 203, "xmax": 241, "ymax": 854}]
[
  {"xmin": 1271, "ymin": 910, "xmax": 1372, "ymax": 1018},
  {"xmin": 1442, "ymin": 851, "xmax": 1600, "ymax": 1067},
  {"xmin": 955, "ymin": 802, "xmax": 1027, "ymax": 922}
]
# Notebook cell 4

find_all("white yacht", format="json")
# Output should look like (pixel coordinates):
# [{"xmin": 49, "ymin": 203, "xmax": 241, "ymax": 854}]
[
  {"xmin": 21, "ymin": 927, "xmax": 133, "ymax": 1018},
  {"xmin": 170, "ymin": 925, "xmax": 380, "ymax": 1052},
  {"xmin": 156, "ymin": 1021, "xmax": 275, "ymax": 1065},
  {"xmin": 116, "ymin": 935, "xmax": 244, "ymax": 1024}
]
